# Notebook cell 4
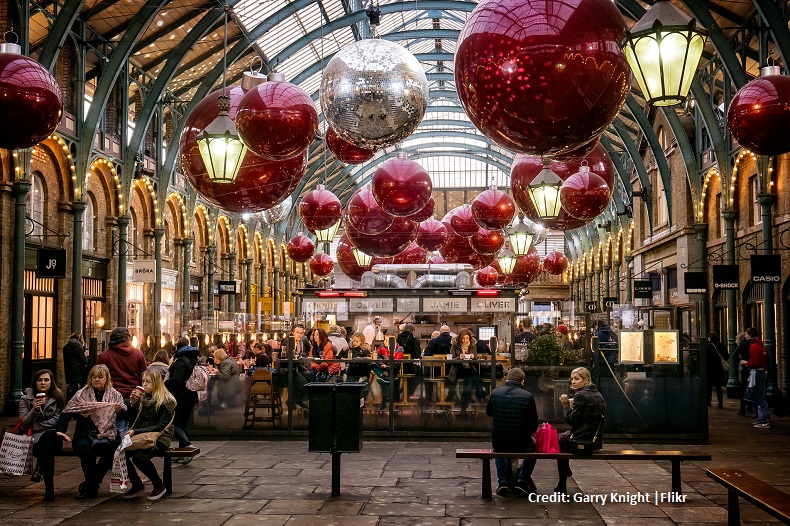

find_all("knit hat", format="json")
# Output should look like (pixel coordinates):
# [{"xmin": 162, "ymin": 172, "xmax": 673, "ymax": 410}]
[
  {"xmin": 439, "ymin": 325, "xmax": 451, "ymax": 333},
  {"xmin": 109, "ymin": 327, "xmax": 131, "ymax": 344},
  {"xmin": 556, "ymin": 325, "xmax": 569, "ymax": 335}
]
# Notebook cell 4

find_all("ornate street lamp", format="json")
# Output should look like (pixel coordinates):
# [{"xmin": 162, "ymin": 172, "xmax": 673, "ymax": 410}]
[
  {"xmin": 528, "ymin": 161, "xmax": 564, "ymax": 220},
  {"xmin": 508, "ymin": 214, "xmax": 535, "ymax": 257},
  {"xmin": 622, "ymin": 0, "xmax": 707, "ymax": 107},
  {"xmin": 497, "ymin": 243, "xmax": 517, "ymax": 275}
]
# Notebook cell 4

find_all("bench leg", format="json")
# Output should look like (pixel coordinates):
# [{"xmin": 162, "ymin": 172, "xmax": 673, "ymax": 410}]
[
  {"xmin": 482, "ymin": 459, "xmax": 492, "ymax": 499},
  {"xmin": 163, "ymin": 457, "xmax": 173, "ymax": 496},
  {"xmin": 727, "ymin": 490, "xmax": 740, "ymax": 526},
  {"xmin": 671, "ymin": 460, "xmax": 681, "ymax": 493}
]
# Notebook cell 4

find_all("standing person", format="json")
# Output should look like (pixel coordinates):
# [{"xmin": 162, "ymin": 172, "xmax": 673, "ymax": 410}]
[
  {"xmin": 277, "ymin": 324, "xmax": 310, "ymax": 408},
  {"xmin": 740, "ymin": 327, "xmax": 770, "ymax": 428},
  {"xmin": 63, "ymin": 332, "xmax": 89, "ymax": 399},
  {"xmin": 123, "ymin": 370, "xmax": 176, "ymax": 501},
  {"xmin": 165, "ymin": 339, "xmax": 200, "ymax": 456},
  {"xmin": 515, "ymin": 321, "xmax": 537, "ymax": 345},
  {"xmin": 211, "ymin": 348, "xmax": 241, "ymax": 408},
  {"xmin": 485, "ymin": 368, "xmax": 538, "ymax": 496},
  {"xmin": 731, "ymin": 332, "xmax": 752, "ymax": 416},
  {"xmin": 706, "ymin": 333, "xmax": 728, "ymax": 408},
  {"xmin": 19, "ymin": 369, "xmax": 69, "ymax": 502},
  {"xmin": 556, "ymin": 367, "xmax": 606, "ymax": 494},
  {"xmin": 362, "ymin": 315, "xmax": 383, "ymax": 347},
  {"xmin": 96, "ymin": 327, "xmax": 147, "ymax": 405}
]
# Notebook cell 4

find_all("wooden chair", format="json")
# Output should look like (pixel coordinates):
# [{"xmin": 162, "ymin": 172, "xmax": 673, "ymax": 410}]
[
  {"xmin": 396, "ymin": 354, "xmax": 417, "ymax": 407},
  {"xmin": 243, "ymin": 368, "xmax": 281, "ymax": 428}
]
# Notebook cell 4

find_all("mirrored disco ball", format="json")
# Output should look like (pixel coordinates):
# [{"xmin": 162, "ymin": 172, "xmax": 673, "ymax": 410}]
[
  {"xmin": 320, "ymin": 39, "xmax": 428, "ymax": 148},
  {"xmin": 258, "ymin": 195, "xmax": 293, "ymax": 224}
]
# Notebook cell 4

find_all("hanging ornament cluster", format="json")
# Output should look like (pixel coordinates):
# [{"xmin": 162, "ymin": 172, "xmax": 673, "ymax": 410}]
[
  {"xmin": 309, "ymin": 252, "xmax": 335, "ymax": 277},
  {"xmin": 454, "ymin": 0, "xmax": 630, "ymax": 156},
  {"xmin": 320, "ymin": 38, "xmax": 429, "ymax": 148},
  {"xmin": 347, "ymin": 185, "xmax": 394, "ymax": 234},
  {"xmin": 416, "ymin": 218, "xmax": 448, "ymax": 252},
  {"xmin": 727, "ymin": 65, "xmax": 790, "ymax": 157},
  {"xmin": 325, "ymin": 126, "xmax": 376, "ymax": 165},
  {"xmin": 436, "ymin": 205, "xmax": 506, "ymax": 270},
  {"xmin": 336, "ymin": 234, "xmax": 371, "ymax": 281},
  {"xmin": 503, "ymin": 246, "xmax": 543, "ymax": 285},
  {"xmin": 543, "ymin": 251, "xmax": 569, "ymax": 275},
  {"xmin": 299, "ymin": 184, "xmax": 342, "ymax": 234},
  {"xmin": 476, "ymin": 266, "xmax": 499, "ymax": 287},
  {"xmin": 559, "ymin": 163, "xmax": 611, "ymax": 220},
  {"xmin": 371, "ymin": 153, "xmax": 433, "ymax": 217},
  {"xmin": 286, "ymin": 233, "xmax": 315, "ymax": 263},
  {"xmin": 471, "ymin": 183, "xmax": 516, "ymax": 231}
]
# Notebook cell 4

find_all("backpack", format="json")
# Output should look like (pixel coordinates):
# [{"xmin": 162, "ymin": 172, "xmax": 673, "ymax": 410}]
[{"xmin": 186, "ymin": 365, "xmax": 209, "ymax": 392}]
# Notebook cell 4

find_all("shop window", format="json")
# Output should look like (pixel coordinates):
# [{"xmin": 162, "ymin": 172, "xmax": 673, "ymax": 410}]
[
  {"xmin": 26, "ymin": 172, "xmax": 45, "ymax": 238},
  {"xmin": 83, "ymin": 195, "xmax": 95, "ymax": 251},
  {"xmin": 666, "ymin": 267, "xmax": 678, "ymax": 290},
  {"xmin": 23, "ymin": 270, "xmax": 56, "ymax": 362}
]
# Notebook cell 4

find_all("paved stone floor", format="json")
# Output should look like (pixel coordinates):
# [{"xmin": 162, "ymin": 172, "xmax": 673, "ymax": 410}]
[{"xmin": 1, "ymin": 398, "xmax": 788, "ymax": 525}]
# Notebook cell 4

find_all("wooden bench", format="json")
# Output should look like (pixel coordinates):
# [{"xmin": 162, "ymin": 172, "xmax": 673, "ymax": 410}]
[
  {"xmin": 457, "ymin": 448, "xmax": 711, "ymax": 498},
  {"xmin": 707, "ymin": 468, "xmax": 790, "ymax": 525}
]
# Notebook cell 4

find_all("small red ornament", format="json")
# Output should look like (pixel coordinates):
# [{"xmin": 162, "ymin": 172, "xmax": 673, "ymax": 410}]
[
  {"xmin": 286, "ymin": 233, "xmax": 315, "ymax": 263},
  {"xmin": 346, "ymin": 185, "xmax": 395, "ymax": 235},
  {"xmin": 409, "ymin": 197, "xmax": 435, "ymax": 222},
  {"xmin": 727, "ymin": 65, "xmax": 790, "ymax": 157},
  {"xmin": 236, "ymin": 74, "xmax": 318, "ymax": 161},
  {"xmin": 439, "ymin": 230, "xmax": 497, "ymax": 270},
  {"xmin": 471, "ymin": 186, "xmax": 516, "ymax": 231},
  {"xmin": 372, "ymin": 153, "xmax": 433, "ymax": 217},
  {"xmin": 299, "ymin": 184, "xmax": 342, "ymax": 232},
  {"xmin": 503, "ymin": 247, "xmax": 542, "ymax": 285},
  {"xmin": 416, "ymin": 218, "xmax": 449, "ymax": 252},
  {"xmin": 336, "ymin": 234, "xmax": 370, "ymax": 281},
  {"xmin": 449, "ymin": 205, "xmax": 479, "ymax": 238},
  {"xmin": 559, "ymin": 166, "xmax": 611, "ymax": 220},
  {"xmin": 476, "ymin": 266, "xmax": 499, "ymax": 287},
  {"xmin": 470, "ymin": 228, "xmax": 505, "ymax": 255},
  {"xmin": 346, "ymin": 215, "xmax": 419, "ymax": 257},
  {"xmin": 543, "ymin": 251, "xmax": 569, "ymax": 275},
  {"xmin": 325, "ymin": 126, "xmax": 375, "ymax": 164},
  {"xmin": 391, "ymin": 242, "xmax": 427, "ymax": 264},
  {"xmin": 0, "ymin": 43, "xmax": 63, "ymax": 150},
  {"xmin": 309, "ymin": 253, "xmax": 334, "ymax": 277}
]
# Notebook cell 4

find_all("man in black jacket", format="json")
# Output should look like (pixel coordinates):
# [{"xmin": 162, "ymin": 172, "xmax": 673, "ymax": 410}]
[{"xmin": 486, "ymin": 368, "xmax": 538, "ymax": 496}]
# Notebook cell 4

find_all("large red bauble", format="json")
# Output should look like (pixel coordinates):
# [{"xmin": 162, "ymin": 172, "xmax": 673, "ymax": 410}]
[
  {"xmin": 470, "ymin": 228, "xmax": 505, "ymax": 255},
  {"xmin": 559, "ymin": 170, "xmax": 611, "ymax": 220},
  {"xmin": 0, "ymin": 49, "xmax": 63, "ymax": 150},
  {"xmin": 309, "ymin": 253, "xmax": 334, "ymax": 277},
  {"xmin": 299, "ymin": 186, "xmax": 342, "ymax": 232},
  {"xmin": 476, "ymin": 266, "xmax": 499, "ymax": 287},
  {"xmin": 416, "ymin": 218, "xmax": 448, "ymax": 252},
  {"xmin": 346, "ymin": 185, "xmax": 394, "ymax": 235},
  {"xmin": 236, "ymin": 79, "xmax": 318, "ymax": 160},
  {"xmin": 180, "ymin": 86, "xmax": 306, "ymax": 213},
  {"xmin": 455, "ymin": 0, "xmax": 630, "ymax": 156},
  {"xmin": 439, "ymin": 230, "xmax": 497, "ymax": 270},
  {"xmin": 504, "ymin": 247, "xmax": 542, "ymax": 285},
  {"xmin": 553, "ymin": 141, "xmax": 615, "ymax": 188},
  {"xmin": 409, "ymin": 197, "xmax": 435, "ymax": 222},
  {"xmin": 325, "ymin": 126, "xmax": 375, "ymax": 164},
  {"xmin": 471, "ymin": 187, "xmax": 516, "ymax": 230},
  {"xmin": 391, "ymin": 242, "xmax": 427, "ymax": 264},
  {"xmin": 372, "ymin": 155, "xmax": 433, "ymax": 217},
  {"xmin": 336, "ymin": 234, "xmax": 370, "ymax": 281},
  {"xmin": 727, "ymin": 69, "xmax": 790, "ymax": 156},
  {"xmin": 450, "ymin": 205, "xmax": 479, "ymax": 238},
  {"xmin": 286, "ymin": 234, "xmax": 315, "ymax": 263},
  {"xmin": 346, "ymin": 216, "xmax": 419, "ymax": 257},
  {"xmin": 543, "ymin": 251, "xmax": 569, "ymax": 275}
]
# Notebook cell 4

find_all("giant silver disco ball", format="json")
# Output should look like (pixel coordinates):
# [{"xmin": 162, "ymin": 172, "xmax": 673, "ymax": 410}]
[
  {"xmin": 320, "ymin": 39, "xmax": 428, "ymax": 148},
  {"xmin": 258, "ymin": 195, "xmax": 292, "ymax": 224}
]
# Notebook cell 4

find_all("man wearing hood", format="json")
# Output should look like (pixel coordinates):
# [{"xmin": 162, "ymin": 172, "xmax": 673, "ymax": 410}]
[
  {"xmin": 740, "ymin": 327, "xmax": 770, "ymax": 428},
  {"xmin": 166, "ymin": 337, "xmax": 201, "ymax": 454},
  {"xmin": 97, "ymin": 327, "xmax": 147, "ymax": 402}
]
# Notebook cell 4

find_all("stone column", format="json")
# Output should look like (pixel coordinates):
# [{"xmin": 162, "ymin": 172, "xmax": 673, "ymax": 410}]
[
  {"xmin": 603, "ymin": 265, "xmax": 611, "ymax": 297},
  {"xmin": 758, "ymin": 193, "xmax": 778, "ymax": 395},
  {"xmin": 71, "ymin": 201, "xmax": 87, "ymax": 333},
  {"xmin": 273, "ymin": 265, "xmax": 280, "ymax": 317},
  {"xmin": 117, "ymin": 216, "xmax": 129, "ymax": 326},
  {"xmin": 594, "ymin": 269, "xmax": 602, "ymax": 302},
  {"xmin": 7, "ymin": 181, "xmax": 29, "ymax": 409}
]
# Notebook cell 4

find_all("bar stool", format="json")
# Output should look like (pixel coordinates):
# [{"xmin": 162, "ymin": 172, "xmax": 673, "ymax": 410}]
[
  {"xmin": 422, "ymin": 356, "xmax": 453, "ymax": 412},
  {"xmin": 396, "ymin": 354, "xmax": 417, "ymax": 407}
]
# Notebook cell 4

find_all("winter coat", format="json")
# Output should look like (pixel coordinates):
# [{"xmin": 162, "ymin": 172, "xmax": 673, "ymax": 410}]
[
  {"xmin": 328, "ymin": 332, "xmax": 349, "ymax": 357},
  {"xmin": 424, "ymin": 332, "xmax": 452, "ymax": 357},
  {"xmin": 127, "ymin": 394, "xmax": 176, "ymax": 448},
  {"xmin": 164, "ymin": 346, "xmax": 199, "ymax": 408},
  {"xmin": 346, "ymin": 344, "xmax": 371, "ymax": 378},
  {"xmin": 397, "ymin": 331, "xmax": 421, "ymax": 359},
  {"xmin": 745, "ymin": 338, "xmax": 768, "ymax": 370},
  {"xmin": 563, "ymin": 384, "xmax": 606, "ymax": 442},
  {"xmin": 19, "ymin": 388, "xmax": 63, "ymax": 444},
  {"xmin": 96, "ymin": 340, "xmax": 147, "ymax": 398},
  {"xmin": 485, "ymin": 380, "xmax": 538, "ymax": 452},
  {"xmin": 706, "ymin": 342, "xmax": 728, "ymax": 386},
  {"xmin": 63, "ymin": 337, "xmax": 88, "ymax": 386},
  {"xmin": 311, "ymin": 342, "xmax": 341, "ymax": 375}
]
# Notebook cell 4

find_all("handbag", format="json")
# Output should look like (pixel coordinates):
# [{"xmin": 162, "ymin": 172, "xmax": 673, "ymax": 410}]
[
  {"xmin": 533, "ymin": 422, "xmax": 560, "ymax": 453},
  {"xmin": 0, "ymin": 418, "xmax": 34, "ymax": 476},
  {"xmin": 87, "ymin": 430, "xmax": 112, "ymax": 449},
  {"xmin": 720, "ymin": 355, "xmax": 730, "ymax": 372},
  {"xmin": 124, "ymin": 402, "xmax": 174, "ymax": 451},
  {"xmin": 569, "ymin": 415, "xmax": 605, "ymax": 456}
]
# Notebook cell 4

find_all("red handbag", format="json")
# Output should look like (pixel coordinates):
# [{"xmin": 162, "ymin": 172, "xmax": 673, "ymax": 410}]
[{"xmin": 533, "ymin": 422, "xmax": 560, "ymax": 453}]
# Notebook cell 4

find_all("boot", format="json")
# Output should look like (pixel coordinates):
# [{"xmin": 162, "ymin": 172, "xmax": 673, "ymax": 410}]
[{"xmin": 30, "ymin": 464, "xmax": 42, "ymax": 483}]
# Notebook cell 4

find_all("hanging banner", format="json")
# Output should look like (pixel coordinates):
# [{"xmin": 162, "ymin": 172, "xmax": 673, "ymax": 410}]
[
  {"xmin": 603, "ymin": 297, "xmax": 619, "ymax": 311},
  {"xmin": 218, "ymin": 280, "xmax": 237, "ymax": 294},
  {"xmin": 37, "ymin": 249, "xmax": 67, "ymax": 278},
  {"xmin": 712, "ymin": 265, "xmax": 739, "ymax": 290},
  {"xmin": 132, "ymin": 260, "xmax": 156, "ymax": 283},
  {"xmin": 683, "ymin": 272, "xmax": 708, "ymax": 294},
  {"xmin": 584, "ymin": 301, "xmax": 600, "ymax": 313},
  {"xmin": 633, "ymin": 280, "xmax": 652, "ymax": 299},
  {"xmin": 750, "ymin": 255, "xmax": 781, "ymax": 282}
]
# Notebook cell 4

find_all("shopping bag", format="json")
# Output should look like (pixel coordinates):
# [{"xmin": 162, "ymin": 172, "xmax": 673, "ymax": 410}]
[
  {"xmin": 109, "ymin": 444, "xmax": 129, "ymax": 493},
  {"xmin": 0, "ymin": 419, "xmax": 34, "ymax": 476},
  {"xmin": 533, "ymin": 422, "xmax": 560, "ymax": 453}
]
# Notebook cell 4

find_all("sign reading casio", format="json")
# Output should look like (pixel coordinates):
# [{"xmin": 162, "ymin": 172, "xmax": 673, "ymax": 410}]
[{"xmin": 751, "ymin": 255, "xmax": 781, "ymax": 283}]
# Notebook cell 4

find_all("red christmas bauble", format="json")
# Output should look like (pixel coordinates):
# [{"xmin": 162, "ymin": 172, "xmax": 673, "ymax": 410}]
[
  {"xmin": 346, "ymin": 215, "xmax": 419, "ymax": 257},
  {"xmin": 286, "ymin": 234, "xmax": 315, "ymax": 263},
  {"xmin": 559, "ymin": 169, "xmax": 611, "ymax": 220},
  {"xmin": 391, "ymin": 242, "xmax": 427, "ymax": 264},
  {"xmin": 476, "ymin": 265, "xmax": 499, "ymax": 287},
  {"xmin": 504, "ymin": 247, "xmax": 542, "ymax": 285},
  {"xmin": 299, "ymin": 185, "xmax": 342, "ymax": 232},
  {"xmin": 325, "ymin": 126, "xmax": 375, "ymax": 164},
  {"xmin": 372, "ymin": 155, "xmax": 433, "ymax": 217},
  {"xmin": 455, "ymin": 0, "xmax": 630, "ymax": 156},
  {"xmin": 180, "ymin": 86, "xmax": 306, "ymax": 213},
  {"xmin": 470, "ymin": 228, "xmax": 505, "ymax": 255},
  {"xmin": 543, "ymin": 251, "xmax": 569, "ymax": 275},
  {"xmin": 439, "ymin": 230, "xmax": 497, "ymax": 270},
  {"xmin": 449, "ymin": 205, "xmax": 479, "ymax": 238},
  {"xmin": 336, "ymin": 234, "xmax": 370, "ymax": 281},
  {"xmin": 236, "ymin": 79, "xmax": 318, "ymax": 160},
  {"xmin": 371, "ymin": 255, "xmax": 394, "ymax": 267},
  {"xmin": 553, "ymin": 141, "xmax": 615, "ymax": 188},
  {"xmin": 0, "ymin": 48, "xmax": 63, "ymax": 150},
  {"xmin": 409, "ymin": 197, "xmax": 435, "ymax": 222},
  {"xmin": 428, "ymin": 254, "xmax": 446, "ymax": 265},
  {"xmin": 346, "ymin": 185, "xmax": 395, "ymax": 235},
  {"xmin": 416, "ymin": 218, "xmax": 449, "ymax": 252},
  {"xmin": 727, "ymin": 68, "xmax": 790, "ymax": 156},
  {"xmin": 490, "ymin": 260, "xmax": 507, "ymax": 285},
  {"xmin": 471, "ymin": 187, "xmax": 516, "ymax": 230},
  {"xmin": 309, "ymin": 253, "xmax": 334, "ymax": 277}
]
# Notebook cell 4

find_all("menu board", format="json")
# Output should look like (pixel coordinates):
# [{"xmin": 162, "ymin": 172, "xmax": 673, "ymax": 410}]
[
  {"xmin": 619, "ymin": 331, "xmax": 645, "ymax": 364},
  {"xmin": 653, "ymin": 330, "xmax": 679, "ymax": 363}
]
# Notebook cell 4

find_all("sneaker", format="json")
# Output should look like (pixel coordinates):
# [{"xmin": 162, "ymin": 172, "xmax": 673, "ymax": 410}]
[
  {"xmin": 123, "ymin": 484, "xmax": 145, "ymax": 499},
  {"xmin": 182, "ymin": 444, "xmax": 199, "ymax": 450},
  {"xmin": 495, "ymin": 484, "xmax": 510, "ymax": 496},
  {"xmin": 754, "ymin": 422, "xmax": 771, "ymax": 428},
  {"xmin": 180, "ymin": 456, "xmax": 193, "ymax": 466},
  {"xmin": 147, "ymin": 483, "xmax": 167, "ymax": 501},
  {"xmin": 514, "ymin": 479, "xmax": 537, "ymax": 496}
]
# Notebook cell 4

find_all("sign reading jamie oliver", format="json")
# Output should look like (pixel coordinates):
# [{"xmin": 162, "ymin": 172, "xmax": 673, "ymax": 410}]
[
  {"xmin": 348, "ymin": 298, "xmax": 393, "ymax": 313},
  {"xmin": 634, "ymin": 280, "xmax": 653, "ymax": 299},
  {"xmin": 473, "ymin": 297, "xmax": 515, "ymax": 312},
  {"xmin": 713, "ymin": 265, "xmax": 739, "ymax": 289},
  {"xmin": 684, "ymin": 272, "xmax": 708, "ymax": 294},
  {"xmin": 751, "ymin": 255, "xmax": 781, "ymax": 282},
  {"xmin": 217, "ymin": 280, "xmax": 237, "ymax": 294},
  {"xmin": 422, "ymin": 297, "xmax": 467, "ymax": 313}
]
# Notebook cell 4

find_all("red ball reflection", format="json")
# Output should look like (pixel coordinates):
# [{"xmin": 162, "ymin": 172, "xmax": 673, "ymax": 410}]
[
  {"xmin": 439, "ymin": 230, "xmax": 497, "ymax": 270},
  {"xmin": 180, "ymin": 87, "xmax": 306, "ymax": 213},
  {"xmin": 346, "ymin": 185, "xmax": 395, "ymax": 235},
  {"xmin": 0, "ymin": 51, "xmax": 62, "ymax": 150},
  {"xmin": 450, "ymin": 205, "xmax": 479, "ymax": 238},
  {"xmin": 372, "ymin": 155, "xmax": 433, "ymax": 217},
  {"xmin": 309, "ymin": 253, "xmax": 334, "ymax": 277},
  {"xmin": 299, "ymin": 186, "xmax": 342, "ymax": 232},
  {"xmin": 470, "ymin": 228, "xmax": 505, "ymax": 255},
  {"xmin": 286, "ymin": 234, "xmax": 315, "ymax": 263},
  {"xmin": 455, "ymin": 0, "xmax": 630, "ymax": 155},
  {"xmin": 471, "ymin": 188, "xmax": 516, "ymax": 231},
  {"xmin": 476, "ymin": 266, "xmax": 499, "ymax": 287},
  {"xmin": 416, "ymin": 218, "xmax": 449, "ymax": 252},
  {"xmin": 325, "ymin": 126, "xmax": 375, "ymax": 164},
  {"xmin": 346, "ymin": 215, "xmax": 419, "ymax": 257},
  {"xmin": 336, "ymin": 234, "xmax": 370, "ymax": 281},
  {"xmin": 559, "ymin": 170, "xmax": 611, "ymax": 220},
  {"xmin": 236, "ymin": 80, "xmax": 318, "ymax": 160},
  {"xmin": 727, "ymin": 71, "xmax": 790, "ymax": 156},
  {"xmin": 391, "ymin": 242, "xmax": 427, "ymax": 264},
  {"xmin": 408, "ymin": 197, "xmax": 436, "ymax": 222},
  {"xmin": 543, "ymin": 251, "xmax": 569, "ymax": 275},
  {"xmin": 503, "ymin": 247, "xmax": 542, "ymax": 285}
]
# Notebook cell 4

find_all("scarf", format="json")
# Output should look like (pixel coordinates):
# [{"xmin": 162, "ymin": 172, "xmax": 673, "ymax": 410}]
[{"xmin": 64, "ymin": 386, "xmax": 127, "ymax": 439}]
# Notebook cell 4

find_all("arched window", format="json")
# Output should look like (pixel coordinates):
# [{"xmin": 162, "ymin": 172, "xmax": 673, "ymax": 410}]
[
  {"xmin": 26, "ymin": 172, "xmax": 45, "ymax": 238},
  {"xmin": 83, "ymin": 195, "xmax": 95, "ymax": 251}
]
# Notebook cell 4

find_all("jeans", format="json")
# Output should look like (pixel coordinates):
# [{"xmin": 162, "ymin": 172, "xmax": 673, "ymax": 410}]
[
  {"xmin": 126, "ymin": 442, "xmax": 168, "ymax": 488},
  {"xmin": 33, "ymin": 429, "xmax": 63, "ymax": 490},
  {"xmin": 750, "ymin": 369, "xmax": 770, "ymax": 424},
  {"xmin": 494, "ymin": 437, "xmax": 536, "ymax": 486},
  {"xmin": 172, "ymin": 404, "xmax": 195, "ymax": 447},
  {"xmin": 73, "ymin": 432, "xmax": 118, "ymax": 491}
]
